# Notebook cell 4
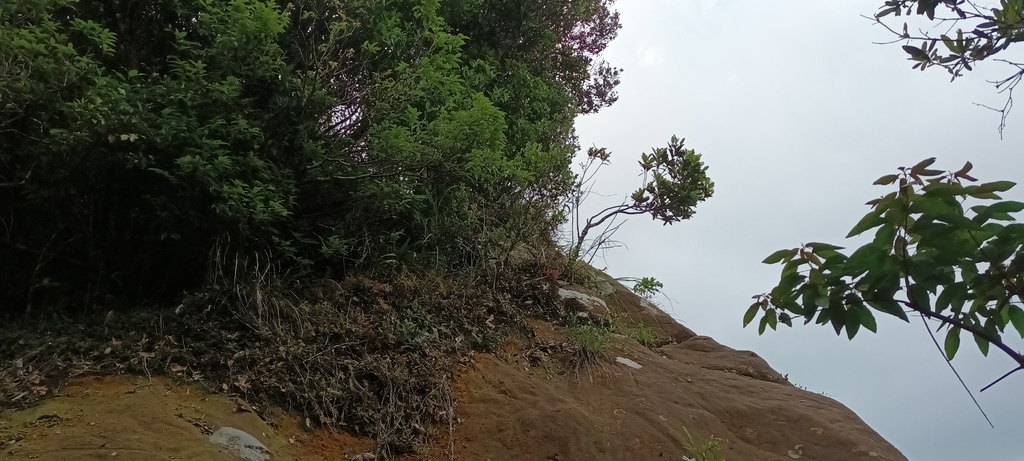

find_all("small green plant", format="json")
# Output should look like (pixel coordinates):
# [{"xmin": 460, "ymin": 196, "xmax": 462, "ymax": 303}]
[
  {"xmin": 569, "ymin": 324, "xmax": 611, "ymax": 359},
  {"xmin": 567, "ymin": 323, "xmax": 611, "ymax": 379},
  {"xmin": 628, "ymin": 323, "xmax": 668, "ymax": 349},
  {"xmin": 632, "ymin": 276, "xmax": 664, "ymax": 300},
  {"xmin": 681, "ymin": 426, "xmax": 726, "ymax": 461}
]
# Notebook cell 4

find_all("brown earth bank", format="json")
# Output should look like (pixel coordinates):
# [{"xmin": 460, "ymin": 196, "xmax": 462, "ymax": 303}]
[{"xmin": 1, "ymin": 273, "xmax": 907, "ymax": 461}]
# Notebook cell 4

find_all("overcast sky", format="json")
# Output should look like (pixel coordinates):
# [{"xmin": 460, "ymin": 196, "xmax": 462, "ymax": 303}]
[{"xmin": 573, "ymin": 1, "xmax": 1024, "ymax": 460}]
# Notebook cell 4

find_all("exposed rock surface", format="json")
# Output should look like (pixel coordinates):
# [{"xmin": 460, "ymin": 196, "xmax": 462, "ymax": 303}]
[
  {"xmin": 209, "ymin": 427, "xmax": 271, "ymax": 461},
  {"xmin": 0, "ymin": 271, "xmax": 906, "ymax": 461},
  {"xmin": 400, "ymin": 273, "xmax": 906, "ymax": 461}
]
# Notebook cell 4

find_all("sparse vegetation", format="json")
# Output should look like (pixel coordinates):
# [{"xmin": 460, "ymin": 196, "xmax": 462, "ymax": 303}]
[
  {"xmin": 681, "ymin": 426, "xmax": 726, "ymax": 461},
  {"xmin": 627, "ymin": 323, "xmax": 668, "ymax": 349},
  {"xmin": 632, "ymin": 276, "xmax": 665, "ymax": 300},
  {"xmin": 567, "ymin": 322, "xmax": 612, "ymax": 377},
  {"xmin": 1, "ymin": 268, "xmax": 555, "ymax": 457}
]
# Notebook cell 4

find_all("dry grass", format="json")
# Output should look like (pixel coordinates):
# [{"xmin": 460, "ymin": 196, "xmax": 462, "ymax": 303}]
[{"xmin": 0, "ymin": 262, "xmax": 559, "ymax": 458}]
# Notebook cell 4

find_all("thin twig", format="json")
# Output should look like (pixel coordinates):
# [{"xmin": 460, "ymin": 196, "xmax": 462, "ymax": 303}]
[
  {"xmin": 919, "ymin": 314, "xmax": 994, "ymax": 428},
  {"xmin": 980, "ymin": 366, "xmax": 1023, "ymax": 392}
]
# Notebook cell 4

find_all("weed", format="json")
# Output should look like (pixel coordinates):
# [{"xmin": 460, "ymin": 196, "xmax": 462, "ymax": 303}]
[
  {"xmin": 608, "ymin": 315, "xmax": 669, "ymax": 349},
  {"xmin": 631, "ymin": 276, "xmax": 663, "ymax": 299},
  {"xmin": 681, "ymin": 426, "xmax": 726, "ymax": 461},
  {"xmin": 628, "ymin": 323, "xmax": 668, "ymax": 349},
  {"xmin": 567, "ymin": 323, "xmax": 611, "ymax": 379}
]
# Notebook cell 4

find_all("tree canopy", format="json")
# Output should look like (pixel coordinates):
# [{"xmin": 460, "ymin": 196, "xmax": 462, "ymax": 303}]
[{"xmin": 1, "ymin": 0, "xmax": 713, "ymax": 314}]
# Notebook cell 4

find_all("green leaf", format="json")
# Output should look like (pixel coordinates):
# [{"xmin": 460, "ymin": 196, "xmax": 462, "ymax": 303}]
[
  {"xmin": 758, "ymin": 314, "xmax": 769, "ymax": 335},
  {"xmin": 806, "ymin": 242, "xmax": 844, "ymax": 252},
  {"xmin": 771, "ymin": 272, "xmax": 804, "ymax": 300},
  {"xmin": 743, "ymin": 303, "xmax": 759, "ymax": 327},
  {"xmin": 985, "ymin": 200, "xmax": 1024, "ymax": 214},
  {"xmin": 829, "ymin": 308, "xmax": 845, "ymax": 336},
  {"xmin": 846, "ymin": 209, "xmax": 886, "ymax": 238},
  {"xmin": 955, "ymin": 161, "xmax": 974, "ymax": 177},
  {"xmin": 845, "ymin": 309, "xmax": 862, "ymax": 340},
  {"xmin": 867, "ymin": 298, "xmax": 909, "ymax": 322},
  {"xmin": 762, "ymin": 248, "xmax": 798, "ymax": 264},
  {"xmin": 908, "ymin": 196, "xmax": 960, "ymax": 216},
  {"xmin": 974, "ymin": 333, "xmax": 990, "ymax": 357},
  {"xmin": 781, "ymin": 258, "xmax": 807, "ymax": 277},
  {"xmin": 766, "ymin": 309, "xmax": 778, "ymax": 331},
  {"xmin": 910, "ymin": 157, "xmax": 937, "ymax": 171},
  {"xmin": 875, "ymin": 6, "xmax": 898, "ymax": 18},
  {"xmin": 856, "ymin": 304, "xmax": 878, "ymax": 333},
  {"xmin": 977, "ymin": 181, "xmax": 1016, "ymax": 193},
  {"xmin": 873, "ymin": 174, "xmax": 899, "ymax": 185},
  {"xmin": 843, "ymin": 244, "xmax": 886, "ymax": 276},
  {"xmin": 941, "ymin": 34, "xmax": 957, "ymax": 52},
  {"xmin": 908, "ymin": 284, "xmax": 932, "ymax": 311},
  {"xmin": 902, "ymin": 45, "xmax": 930, "ymax": 61},
  {"xmin": 944, "ymin": 327, "xmax": 961, "ymax": 360},
  {"xmin": 999, "ymin": 305, "xmax": 1024, "ymax": 338},
  {"xmin": 1008, "ymin": 305, "xmax": 1024, "ymax": 338},
  {"xmin": 935, "ymin": 282, "xmax": 967, "ymax": 314}
]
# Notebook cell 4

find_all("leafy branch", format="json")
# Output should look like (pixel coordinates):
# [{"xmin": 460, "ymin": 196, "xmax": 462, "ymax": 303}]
[
  {"xmin": 565, "ymin": 136, "xmax": 714, "ymax": 262},
  {"xmin": 869, "ymin": 0, "xmax": 1024, "ymax": 135},
  {"xmin": 748, "ymin": 158, "xmax": 1024, "ymax": 391}
]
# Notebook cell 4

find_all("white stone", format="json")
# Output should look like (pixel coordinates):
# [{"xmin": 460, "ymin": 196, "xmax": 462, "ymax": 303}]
[
  {"xmin": 615, "ymin": 357, "xmax": 642, "ymax": 369},
  {"xmin": 209, "ymin": 427, "xmax": 271, "ymax": 461},
  {"xmin": 557, "ymin": 288, "xmax": 609, "ymax": 315}
]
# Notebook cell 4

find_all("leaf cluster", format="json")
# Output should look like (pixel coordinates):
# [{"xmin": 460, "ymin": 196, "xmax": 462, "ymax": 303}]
[
  {"xmin": 749, "ymin": 159, "xmax": 1024, "ymax": 386},
  {"xmin": 565, "ymin": 136, "xmax": 714, "ymax": 262},
  {"xmin": 872, "ymin": 0, "xmax": 1024, "ymax": 133}
]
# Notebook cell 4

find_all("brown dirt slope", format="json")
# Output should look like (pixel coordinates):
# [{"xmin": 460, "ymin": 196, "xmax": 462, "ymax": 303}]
[
  {"xmin": 1, "ymin": 272, "xmax": 906, "ymax": 461},
  {"xmin": 404, "ymin": 272, "xmax": 907, "ymax": 461}
]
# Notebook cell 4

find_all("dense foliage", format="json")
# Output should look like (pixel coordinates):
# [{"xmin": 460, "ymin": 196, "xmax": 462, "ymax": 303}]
[
  {"xmin": 0, "ymin": 0, "xmax": 706, "ymax": 313},
  {"xmin": 750, "ymin": 160, "xmax": 1024, "ymax": 388}
]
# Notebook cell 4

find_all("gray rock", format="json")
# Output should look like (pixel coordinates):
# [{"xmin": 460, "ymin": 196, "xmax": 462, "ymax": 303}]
[
  {"xmin": 557, "ymin": 287, "xmax": 609, "ymax": 317},
  {"xmin": 209, "ymin": 427, "xmax": 271, "ymax": 461}
]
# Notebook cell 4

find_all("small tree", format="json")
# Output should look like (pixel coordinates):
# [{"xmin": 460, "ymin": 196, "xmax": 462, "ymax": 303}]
[{"xmin": 566, "ymin": 136, "xmax": 714, "ymax": 262}]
